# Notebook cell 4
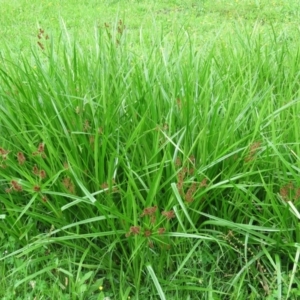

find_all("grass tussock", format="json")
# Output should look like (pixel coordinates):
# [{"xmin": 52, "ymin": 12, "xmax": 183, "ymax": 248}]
[{"xmin": 1, "ymin": 18, "xmax": 300, "ymax": 299}]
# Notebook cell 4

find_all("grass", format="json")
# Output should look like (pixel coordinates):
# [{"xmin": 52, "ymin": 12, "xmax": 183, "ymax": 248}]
[{"xmin": 1, "ymin": 0, "xmax": 300, "ymax": 299}]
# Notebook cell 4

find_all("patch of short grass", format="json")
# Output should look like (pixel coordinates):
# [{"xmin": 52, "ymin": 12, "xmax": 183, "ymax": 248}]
[{"xmin": 1, "ymin": 0, "xmax": 300, "ymax": 56}]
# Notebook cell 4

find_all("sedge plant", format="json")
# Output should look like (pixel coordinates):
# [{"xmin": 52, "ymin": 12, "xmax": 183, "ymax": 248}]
[{"xmin": 0, "ymin": 18, "xmax": 300, "ymax": 299}]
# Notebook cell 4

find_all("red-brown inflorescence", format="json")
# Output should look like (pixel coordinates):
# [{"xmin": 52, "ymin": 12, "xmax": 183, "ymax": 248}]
[
  {"xmin": 175, "ymin": 157, "xmax": 182, "ymax": 167},
  {"xmin": 100, "ymin": 182, "xmax": 109, "ymax": 190},
  {"xmin": 125, "ymin": 226, "xmax": 141, "ymax": 237},
  {"xmin": 37, "ymin": 143, "xmax": 45, "ymax": 153},
  {"xmin": 37, "ymin": 28, "xmax": 44, "ymax": 39},
  {"xmin": 250, "ymin": 141, "xmax": 261, "ymax": 155},
  {"xmin": 33, "ymin": 164, "xmax": 39, "ymax": 175},
  {"xmin": 37, "ymin": 28, "xmax": 49, "ymax": 50},
  {"xmin": 33, "ymin": 185, "xmax": 41, "ymax": 192},
  {"xmin": 245, "ymin": 141, "xmax": 261, "ymax": 162},
  {"xmin": 126, "ymin": 204, "xmax": 174, "ymax": 249},
  {"xmin": 0, "ymin": 147, "xmax": 10, "ymax": 166},
  {"xmin": 162, "ymin": 210, "xmax": 176, "ymax": 220},
  {"xmin": 177, "ymin": 166, "xmax": 188, "ymax": 196},
  {"xmin": 117, "ymin": 19, "xmax": 125, "ymax": 34},
  {"xmin": 11, "ymin": 180, "xmax": 22, "ymax": 192},
  {"xmin": 39, "ymin": 170, "xmax": 47, "ymax": 179},
  {"xmin": 104, "ymin": 19, "xmax": 126, "ymax": 46},
  {"xmin": 188, "ymin": 156, "xmax": 196, "ymax": 175},
  {"xmin": 280, "ymin": 185, "xmax": 289, "ymax": 201},
  {"xmin": 280, "ymin": 181, "xmax": 300, "ymax": 202},
  {"xmin": 179, "ymin": 167, "xmax": 187, "ymax": 181},
  {"xmin": 185, "ymin": 182, "xmax": 198, "ymax": 203},
  {"xmin": 116, "ymin": 19, "xmax": 126, "ymax": 45},
  {"xmin": 17, "ymin": 152, "xmax": 26, "ymax": 165},
  {"xmin": 200, "ymin": 178, "xmax": 208, "ymax": 187},
  {"xmin": 141, "ymin": 206, "xmax": 157, "ymax": 217},
  {"xmin": 141, "ymin": 206, "xmax": 157, "ymax": 225},
  {"xmin": 100, "ymin": 179, "xmax": 119, "ymax": 194},
  {"xmin": 175, "ymin": 154, "xmax": 209, "ymax": 203},
  {"xmin": 0, "ymin": 147, "xmax": 10, "ymax": 156},
  {"xmin": 144, "ymin": 230, "xmax": 152, "ymax": 238},
  {"xmin": 176, "ymin": 181, "xmax": 184, "ymax": 196},
  {"xmin": 37, "ymin": 41, "xmax": 44, "ymax": 50},
  {"xmin": 62, "ymin": 177, "xmax": 76, "ymax": 194},
  {"xmin": 158, "ymin": 227, "xmax": 166, "ymax": 235},
  {"xmin": 33, "ymin": 143, "xmax": 46, "ymax": 158},
  {"xmin": 150, "ymin": 215, "xmax": 156, "ymax": 225},
  {"xmin": 295, "ymin": 188, "xmax": 300, "ymax": 201}
]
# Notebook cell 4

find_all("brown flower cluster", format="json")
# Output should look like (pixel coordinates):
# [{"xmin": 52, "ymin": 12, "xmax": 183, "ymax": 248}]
[
  {"xmin": 11, "ymin": 180, "xmax": 22, "ymax": 191},
  {"xmin": 177, "ymin": 165, "xmax": 187, "ymax": 196},
  {"xmin": 125, "ymin": 223, "xmax": 169, "ymax": 238},
  {"xmin": 33, "ymin": 185, "xmax": 41, "ymax": 192},
  {"xmin": 17, "ymin": 152, "xmax": 26, "ymax": 165},
  {"xmin": 245, "ymin": 141, "xmax": 261, "ymax": 162},
  {"xmin": 104, "ymin": 19, "xmax": 126, "ymax": 46},
  {"xmin": 33, "ymin": 164, "xmax": 47, "ymax": 179},
  {"xmin": 280, "ymin": 181, "xmax": 300, "ymax": 202},
  {"xmin": 161, "ymin": 210, "xmax": 176, "ymax": 220},
  {"xmin": 32, "ymin": 143, "xmax": 46, "ymax": 158},
  {"xmin": 37, "ymin": 28, "xmax": 49, "ymax": 51},
  {"xmin": 126, "ymin": 226, "xmax": 140, "ymax": 237},
  {"xmin": 175, "ymin": 155, "xmax": 208, "ymax": 203},
  {"xmin": 116, "ymin": 19, "xmax": 125, "ymax": 45},
  {"xmin": 0, "ymin": 147, "xmax": 10, "ymax": 158},
  {"xmin": 62, "ymin": 177, "xmax": 76, "ymax": 194},
  {"xmin": 125, "ymin": 206, "xmax": 176, "ymax": 249},
  {"xmin": 185, "ymin": 182, "xmax": 198, "ymax": 203},
  {"xmin": 100, "ymin": 179, "xmax": 118, "ymax": 194},
  {"xmin": 141, "ymin": 205, "xmax": 157, "ymax": 224},
  {"xmin": 41, "ymin": 195, "xmax": 48, "ymax": 202},
  {"xmin": 6, "ymin": 180, "xmax": 23, "ymax": 193},
  {"xmin": 0, "ymin": 147, "xmax": 10, "ymax": 168},
  {"xmin": 2, "ymin": 143, "xmax": 49, "ymax": 199}
]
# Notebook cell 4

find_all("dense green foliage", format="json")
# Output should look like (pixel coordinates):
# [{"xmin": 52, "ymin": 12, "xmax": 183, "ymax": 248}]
[{"xmin": 1, "ymin": 1, "xmax": 300, "ymax": 299}]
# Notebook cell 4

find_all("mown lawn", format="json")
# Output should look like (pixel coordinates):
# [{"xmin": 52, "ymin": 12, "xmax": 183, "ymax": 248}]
[{"xmin": 1, "ymin": 1, "xmax": 300, "ymax": 299}]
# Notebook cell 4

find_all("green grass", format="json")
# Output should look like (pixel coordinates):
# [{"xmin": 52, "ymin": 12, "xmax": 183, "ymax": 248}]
[{"xmin": 1, "ymin": 0, "xmax": 300, "ymax": 299}]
